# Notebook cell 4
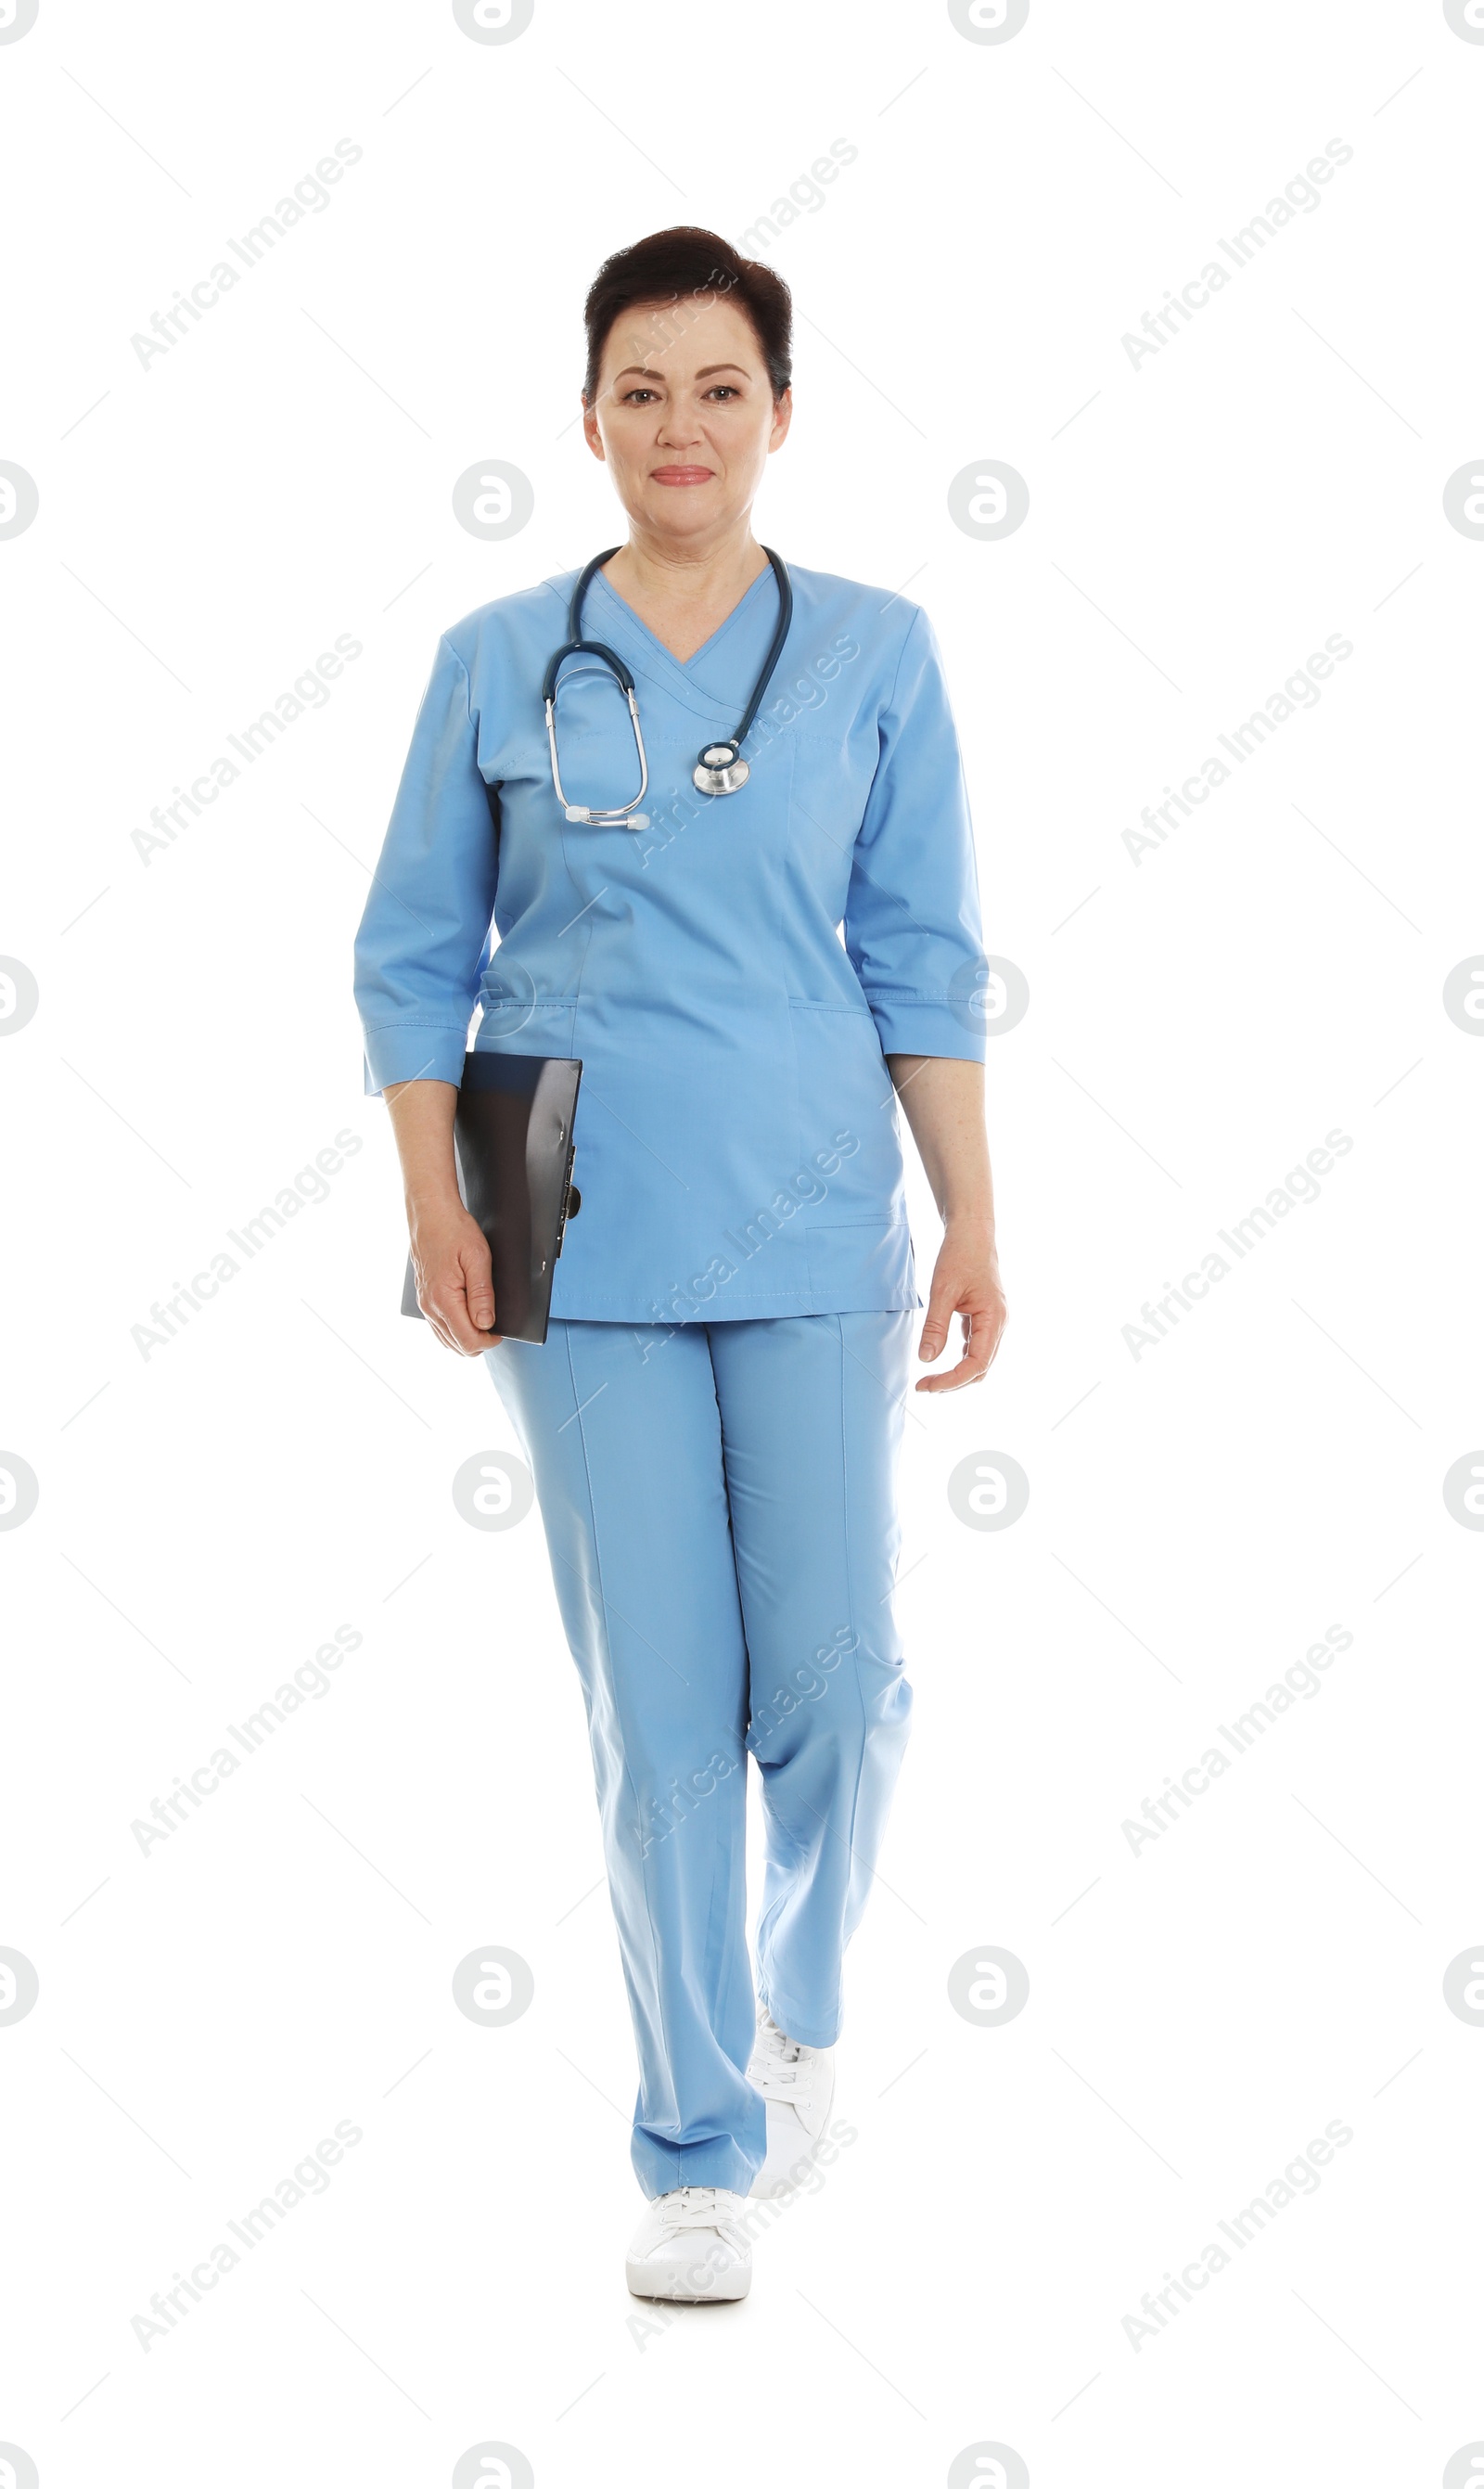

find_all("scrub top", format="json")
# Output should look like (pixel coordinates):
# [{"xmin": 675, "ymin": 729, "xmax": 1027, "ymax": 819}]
[{"xmin": 352, "ymin": 558, "xmax": 987, "ymax": 1326}]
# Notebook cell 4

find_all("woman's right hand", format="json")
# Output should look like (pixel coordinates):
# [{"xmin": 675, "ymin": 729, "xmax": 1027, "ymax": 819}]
[
  {"xmin": 408, "ymin": 1199, "xmax": 500, "ymax": 1354},
  {"xmin": 383, "ymin": 1081, "xmax": 500, "ymax": 1355}
]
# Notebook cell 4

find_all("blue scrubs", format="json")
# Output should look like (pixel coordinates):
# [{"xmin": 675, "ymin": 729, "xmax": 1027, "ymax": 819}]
[
  {"xmin": 353, "ymin": 558, "xmax": 986, "ymax": 2192},
  {"xmin": 487, "ymin": 1309, "xmax": 915, "ymax": 2199},
  {"xmin": 353, "ymin": 560, "xmax": 987, "ymax": 1321}
]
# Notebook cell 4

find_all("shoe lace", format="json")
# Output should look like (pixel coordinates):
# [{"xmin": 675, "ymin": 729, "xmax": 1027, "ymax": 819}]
[
  {"xmin": 658, "ymin": 2187, "xmax": 740, "ymax": 2235},
  {"xmin": 753, "ymin": 2013, "xmax": 807, "ymax": 2098}
]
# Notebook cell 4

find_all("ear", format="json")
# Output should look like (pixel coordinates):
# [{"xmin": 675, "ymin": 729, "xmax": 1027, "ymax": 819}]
[{"xmin": 581, "ymin": 395, "xmax": 607, "ymax": 463}]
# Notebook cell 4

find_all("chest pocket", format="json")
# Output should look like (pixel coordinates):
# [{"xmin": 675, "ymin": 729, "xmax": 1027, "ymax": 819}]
[{"xmin": 544, "ymin": 655, "xmax": 646, "ymax": 820}]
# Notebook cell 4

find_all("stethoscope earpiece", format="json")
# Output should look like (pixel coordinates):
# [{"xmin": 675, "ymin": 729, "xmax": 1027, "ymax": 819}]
[{"xmin": 545, "ymin": 548, "xmax": 793, "ymax": 830}]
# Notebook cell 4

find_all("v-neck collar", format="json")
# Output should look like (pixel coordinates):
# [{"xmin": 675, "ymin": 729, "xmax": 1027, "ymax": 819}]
[{"xmin": 585, "ymin": 560, "xmax": 777, "ymax": 714}]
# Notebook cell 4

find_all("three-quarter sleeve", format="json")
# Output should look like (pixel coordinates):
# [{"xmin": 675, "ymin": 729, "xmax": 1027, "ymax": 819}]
[
  {"xmin": 352, "ymin": 634, "xmax": 499, "ymax": 1093},
  {"xmin": 843, "ymin": 606, "xmax": 988, "ymax": 1063}
]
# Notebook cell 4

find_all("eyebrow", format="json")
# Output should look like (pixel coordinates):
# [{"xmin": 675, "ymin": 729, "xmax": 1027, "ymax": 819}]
[{"xmin": 609, "ymin": 363, "xmax": 750, "ymax": 384}]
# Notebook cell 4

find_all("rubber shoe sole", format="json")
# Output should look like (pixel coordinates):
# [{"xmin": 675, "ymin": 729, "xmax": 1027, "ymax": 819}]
[{"xmin": 625, "ymin": 2239, "xmax": 751, "ymax": 2302}]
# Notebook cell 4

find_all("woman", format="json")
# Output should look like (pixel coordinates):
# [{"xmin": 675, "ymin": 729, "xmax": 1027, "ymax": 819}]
[{"xmin": 353, "ymin": 226, "xmax": 1005, "ymax": 2303}]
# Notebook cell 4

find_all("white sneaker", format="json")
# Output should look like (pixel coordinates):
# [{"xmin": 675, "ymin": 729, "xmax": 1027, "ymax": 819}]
[
  {"xmin": 625, "ymin": 2187, "xmax": 752, "ymax": 2302},
  {"xmin": 748, "ymin": 2004, "xmax": 836, "ymax": 2199}
]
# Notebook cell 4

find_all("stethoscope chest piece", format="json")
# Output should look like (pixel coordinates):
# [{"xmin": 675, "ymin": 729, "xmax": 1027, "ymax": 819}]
[{"xmin": 693, "ymin": 741, "xmax": 749, "ymax": 797}]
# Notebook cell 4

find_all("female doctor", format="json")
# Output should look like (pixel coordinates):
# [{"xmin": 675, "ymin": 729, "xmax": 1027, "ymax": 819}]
[{"xmin": 353, "ymin": 226, "xmax": 1006, "ymax": 2303}]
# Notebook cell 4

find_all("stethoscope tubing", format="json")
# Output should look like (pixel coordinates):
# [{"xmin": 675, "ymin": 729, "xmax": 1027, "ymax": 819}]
[{"xmin": 543, "ymin": 545, "xmax": 793, "ymax": 826}]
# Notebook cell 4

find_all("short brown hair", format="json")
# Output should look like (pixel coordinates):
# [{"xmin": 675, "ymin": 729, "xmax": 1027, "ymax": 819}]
[{"xmin": 582, "ymin": 225, "xmax": 792, "ymax": 405}]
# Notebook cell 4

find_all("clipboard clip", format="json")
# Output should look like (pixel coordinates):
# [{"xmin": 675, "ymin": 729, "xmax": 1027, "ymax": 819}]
[{"xmin": 555, "ymin": 1160, "xmax": 581, "ymax": 1257}]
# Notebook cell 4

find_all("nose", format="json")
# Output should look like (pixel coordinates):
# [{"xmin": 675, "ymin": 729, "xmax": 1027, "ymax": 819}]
[{"xmin": 656, "ymin": 402, "xmax": 705, "ymax": 451}]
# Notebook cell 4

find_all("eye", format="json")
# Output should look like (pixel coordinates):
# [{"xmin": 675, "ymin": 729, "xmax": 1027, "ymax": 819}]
[{"xmin": 706, "ymin": 384, "xmax": 741, "ymax": 400}]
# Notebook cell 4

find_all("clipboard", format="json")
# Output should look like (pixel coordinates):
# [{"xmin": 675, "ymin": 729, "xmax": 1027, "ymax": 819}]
[{"xmin": 401, "ymin": 1052, "xmax": 582, "ymax": 1346}]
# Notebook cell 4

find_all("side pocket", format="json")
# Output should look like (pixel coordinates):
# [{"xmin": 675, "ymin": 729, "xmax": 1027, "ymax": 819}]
[
  {"xmin": 786, "ymin": 998, "xmax": 906, "ymax": 1228},
  {"xmin": 805, "ymin": 1221, "xmax": 915, "ymax": 1304}
]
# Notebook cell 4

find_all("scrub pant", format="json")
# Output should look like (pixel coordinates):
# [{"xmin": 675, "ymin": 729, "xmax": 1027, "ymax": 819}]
[{"xmin": 486, "ymin": 1309, "xmax": 915, "ymax": 2200}]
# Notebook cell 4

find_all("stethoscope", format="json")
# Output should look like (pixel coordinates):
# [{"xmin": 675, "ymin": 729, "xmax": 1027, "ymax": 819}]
[{"xmin": 541, "ymin": 545, "xmax": 793, "ymax": 830}]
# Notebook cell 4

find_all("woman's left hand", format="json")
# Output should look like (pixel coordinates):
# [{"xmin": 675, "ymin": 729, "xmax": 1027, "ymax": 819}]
[
  {"xmin": 880, "ymin": 1055, "xmax": 1005, "ymax": 1392},
  {"xmin": 915, "ymin": 1223, "xmax": 1007, "ymax": 1392}
]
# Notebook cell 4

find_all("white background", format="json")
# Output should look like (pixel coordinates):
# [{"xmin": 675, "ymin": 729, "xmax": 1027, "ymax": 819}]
[{"xmin": 3, "ymin": 1, "xmax": 1482, "ymax": 2482}]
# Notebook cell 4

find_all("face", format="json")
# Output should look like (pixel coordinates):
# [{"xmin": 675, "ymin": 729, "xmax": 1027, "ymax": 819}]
[{"xmin": 583, "ymin": 291, "xmax": 791, "ymax": 543}]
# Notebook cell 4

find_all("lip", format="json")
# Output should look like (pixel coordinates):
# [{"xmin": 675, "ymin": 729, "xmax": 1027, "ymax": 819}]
[{"xmin": 650, "ymin": 466, "xmax": 715, "ymax": 485}]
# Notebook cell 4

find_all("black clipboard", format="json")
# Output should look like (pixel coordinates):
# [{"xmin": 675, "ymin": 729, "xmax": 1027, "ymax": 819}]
[{"xmin": 401, "ymin": 1052, "xmax": 582, "ymax": 1346}]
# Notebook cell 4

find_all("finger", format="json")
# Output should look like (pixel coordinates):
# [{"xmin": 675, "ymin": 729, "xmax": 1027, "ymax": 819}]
[
  {"xmin": 424, "ymin": 1281, "xmax": 495, "ymax": 1356},
  {"xmin": 916, "ymin": 1352, "xmax": 980, "ymax": 1392},
  {"xmin": 916, "ymin": 1272, "xmax": 960, "ymax": 1364},
  {"xmin": 418, "ymin": 1292, "xmax": 462, "ymax": 1354},
  {"xmin": 915, "ymin": 1309, "xmax": 1001, "ymax": 1392},
  {"xmin": 917, "ymin": 1359, "xmax": 984, "ymax": 1392},
  {"xmin": 410, "ymin": 1268, "xmax": 451, "ymax": 1350},
  {"xmin": 463, "ymin": 1239, "xmax": 496, "ymax": 1337}
]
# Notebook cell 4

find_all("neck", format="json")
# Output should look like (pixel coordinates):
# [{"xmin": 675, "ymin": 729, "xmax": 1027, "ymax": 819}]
[{"xmin": 605, "ymin": 523, "xmax": 767, "ymax": 609}]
